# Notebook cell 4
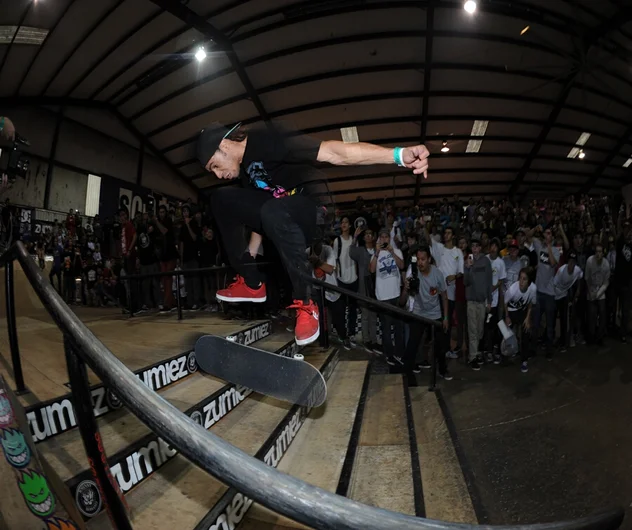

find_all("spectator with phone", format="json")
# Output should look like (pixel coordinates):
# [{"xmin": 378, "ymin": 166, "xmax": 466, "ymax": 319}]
[{"xmin": 370, "ymin": 228, "xmax": 405, "ymax": 365}]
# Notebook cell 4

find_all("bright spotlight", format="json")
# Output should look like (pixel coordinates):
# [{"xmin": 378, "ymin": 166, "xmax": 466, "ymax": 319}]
[
  {"xmin": 578, "ymin": 150, "xmax": 586, "ymax": 159},
  {"xmin": 441, "ymin": 141, "xmax": 450, "ymax": 153},
  {"xmin": 195, "ymin": 46, "xmax": 207, "ymax": 62},
  {"xmin": 464, "ymin": 0, "xmax": 477, "ymax": 14}
]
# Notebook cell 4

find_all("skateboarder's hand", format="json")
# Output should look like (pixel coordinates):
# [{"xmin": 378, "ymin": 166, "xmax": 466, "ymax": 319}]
[
  {"xmin": 402, "ymin": 145, "xmax": 430, "ymax": 178},
  {"xmin": 522, "ymin": 319, "xmax": 531, "ymax": 331},
  {"xmin": 505, "ymin": 316, "xmax": 512, "ymax": 327}
]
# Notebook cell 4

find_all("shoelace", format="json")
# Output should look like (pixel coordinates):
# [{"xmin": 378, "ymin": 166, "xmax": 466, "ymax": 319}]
[
  {"xmin": 287, "ymin": 301, "xmax": 311, "ymax": 313},
  {"xmin": 226, "ymin": 275, "xmax": 245, "ymax": 289}
]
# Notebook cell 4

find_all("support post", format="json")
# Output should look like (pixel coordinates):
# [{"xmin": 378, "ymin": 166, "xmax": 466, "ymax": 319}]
[
  {"xmin": 316, "ymin": 285, "xmax": 329, "ymax": 349},
  {"xmin": 429, "ymin": 325, "xmax": 437, "ymax": 392},
  {"xmin": 5, "ymin": 261, "xmax": 26, "ymax": 393},
  {"xmin": 176, "ymin": 270, "xmax": 183, "ymax": 320},
  {"xmin": 64, "ymin": 336, "xmax": 132, "ymax": 530},
  {"xmin": 43, "ymin": 106, "xmax": 64, "ymax": 210}
]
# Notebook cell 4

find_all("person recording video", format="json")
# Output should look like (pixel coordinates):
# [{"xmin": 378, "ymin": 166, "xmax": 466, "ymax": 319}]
[{"xmin": 400, "ymin": 245, "xmax": 452, "ymax": 380}]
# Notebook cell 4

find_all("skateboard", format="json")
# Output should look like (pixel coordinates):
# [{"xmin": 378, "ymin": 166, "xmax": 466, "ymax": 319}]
[{"xmin": 195, "ymin": 335, "xmax": 327, "ymax": 407}]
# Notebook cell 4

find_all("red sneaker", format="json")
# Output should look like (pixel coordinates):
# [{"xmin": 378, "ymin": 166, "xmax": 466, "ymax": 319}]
[
  {"xmin": 216, "ymin": 276, "xmax": 266, "ymax": 303},
  {"xmin": 288, "ymin": 300, "xmax": 320, "ymax": 346}
]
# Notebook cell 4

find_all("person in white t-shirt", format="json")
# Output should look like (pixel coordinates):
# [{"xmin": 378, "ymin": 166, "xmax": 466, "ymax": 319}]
[
  {"xmin": 370, "ymin": 228, "xmax": 405, "ymax": 361},
  {"xmin": 427, "ymin": 225, "xmax": 463, "ymax": 359},
  {"xmin": 484, "ymin": 238, "xmax": 507, "ymax": 364},
  {"xmin": 553, "ymin": 251, "xmax": 583, "ymax": 352},
  {"xmin": 504, "ymin": 268, "xmax": 536, "ymax": 373},
  {"xmin": 308, "ymin": 241, "xmax": 350, "ymax": 350},
  {"xmin": 333, "ymin": 217, "xmax": 359, "ymax": 344}
]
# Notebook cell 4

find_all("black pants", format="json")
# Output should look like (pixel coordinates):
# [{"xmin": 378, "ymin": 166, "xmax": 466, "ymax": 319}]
[
  {"xmin": 509, "ymin": 309, "xmax": 532, "ymax": 362},
  {"xmin": 327, "ymin": 296, "xmax": 347, "ymax": 340},
  {"xmin": 379, "ymin": 298, "xmax": 405, "ymax": 357},
  {"xmin": 588, "ymin": 299, "xmax": 607, "ymax": 342},
  {"xmin": 556, "ymin": 297, "xmax": 570, "ymax": 347},
  {"xmin": 339, "ymin": 278, "xmax": 358, "ymax": 337},
  {"xmin": 484, "ymin": 306, "xmax": 500, "ymax": 353},
  {"xmin": 404, "ymin": 320, "xmax": 447, "ymax": 375},
  {"xmin": 49, "ymin": 269, "xmax": 62, "ymax": 293},
  {"xmin": 621, "ymin": 279, "xmax": 632, "ymax": 336},
  {"xmin": 211, "ymin": 187, "xmax": 318, "ymax": 302}
]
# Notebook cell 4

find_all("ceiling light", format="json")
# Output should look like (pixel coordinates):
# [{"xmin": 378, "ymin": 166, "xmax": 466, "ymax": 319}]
[
  {"xmin": 623, "ymin": 157, "xmax": 632, "ymax": 168},
  {"xmin": 520, "ymin": 26, "xmax": 530, "ymax": 35},
  {"xmin": 466, "ymin": 120, "xmax": 488, "ymax": 153},
  {"xmin": 464, "ymin": 1, "xmax": 477, "ymax": 14},
  {"xmin": 441, "ymin": 141, "xmax": 450, "ymax": 153},
  {"xmin": 567, "ymin": 132, "xmax": 591, "ymax": 158},
  {"xmin": 578, "ymin": 150, "xmax": 586, "ymax": 159},
  {"xmin": 341, "ymin": 126, "xmax": 359, "ymax": 143},
  {"xmin": 195, "ymin": 46, "xmax": 207, "ymax": 62}
]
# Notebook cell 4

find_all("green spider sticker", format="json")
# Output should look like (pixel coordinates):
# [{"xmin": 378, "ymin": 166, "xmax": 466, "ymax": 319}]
[
  {"xmin": 18, "ymin": 469, "xmax": 56, "ymax": 517},
  {"xmin": 1, "ymin": 428, "xmax": 31, "ymax": 468}
]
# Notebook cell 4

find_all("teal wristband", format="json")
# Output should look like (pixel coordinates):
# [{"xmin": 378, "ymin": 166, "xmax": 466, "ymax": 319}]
[
  {"xmin": 393, "ymin": 147, "xmax": 405, "ymax": 167},
  {"xmin": 0, "ymin": 117, "xmax": 4, "ymax": 132}
]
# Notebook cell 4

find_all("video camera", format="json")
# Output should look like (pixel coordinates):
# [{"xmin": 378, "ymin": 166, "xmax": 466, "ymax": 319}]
[
  {"xmin": 3, "ymin": 132, "xmax": 30, "ymax": 183},
  {"xmin": 408, "ymin": 255, "xmax": 420, "ymax": 296}
]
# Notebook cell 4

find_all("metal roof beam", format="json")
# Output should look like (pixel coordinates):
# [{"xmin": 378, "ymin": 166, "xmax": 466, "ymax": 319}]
[
  {"xmin": 148, "ymin": 0, "xmax": 269, "ymax": 122},
  {"xmin": 580, "ymin": 125, "xmax": 632, "ymax": 194},
  {"xmin": 39, "ymin": 1, "xmax": 126, "ymax": 97},
  {"xmin": 14, "ymin": 0, "xmax": 78, "ymax": 96},
  {"xmin": 416, "ymin": 0, "xmax": 434, "ymax": 204},
  {"xmin": 509, "ymin": 5, "xmax": 632, "ymax": 196},
  {"xmin": 0, "ymin": 0, "xmax": 34, "ymax": 81},
  {"xmin": 110, "ymin": 107, "xmax": 198, "ymax": 192},
  {"xmin": 162, "ymin": 111, "xmax": 623, "ymax": 155}
]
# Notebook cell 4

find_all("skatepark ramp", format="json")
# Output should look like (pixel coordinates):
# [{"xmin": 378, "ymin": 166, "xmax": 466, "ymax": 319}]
[{"xmin": 0, "ymin": 241, "xmax": 625, "ymax": 530}]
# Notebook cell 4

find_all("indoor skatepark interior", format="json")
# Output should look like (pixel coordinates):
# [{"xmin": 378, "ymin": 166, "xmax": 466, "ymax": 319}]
[
  {"xmin": 2, "ymin": 251, "xmax": 631, "ymax": 529},
  {"xmin": 2, "ymin": 0, "xmax": 632, "ymax": 528}
]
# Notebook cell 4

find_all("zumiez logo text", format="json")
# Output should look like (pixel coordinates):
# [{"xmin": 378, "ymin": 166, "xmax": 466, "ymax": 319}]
[
  {"xmin": 226, "ymin": 322, "xmax": 271, "ymax": 346},
  {"xmin": 102, "ymin": 384, "xmax": 251, "ymax": 499},
  {"xmin": 137, "ymin": 353, "xmax": 192, "ymax": 391},
  {"xmin": 27, "ymin": 353, "xmax": 195, "ymax": 443}
]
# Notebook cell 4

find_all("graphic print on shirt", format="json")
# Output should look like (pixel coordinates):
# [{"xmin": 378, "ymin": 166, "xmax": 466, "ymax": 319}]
[
  {"xmin": 539, "ymin": 249, "xmax": 550, "ymax": 265},
  {"xmin": 623, "ymin": 243, "xmax": 632, "ymax": 263},
  {"xmin": 86, "ymin": 268, "xmax": 97, "ymax": 284},
  {"xmin": 378, "ymin": 253, "xmax": 398, "ymax": 277},
  {"xmin": 506, "ymin": 283, "xmax": 535, "ymax": 311},
  {"xmin": 246, "ymin": 161, "xmax": 289, "ymax": 198},
  {"xmin": 139, "ymin": 232, "xmax": 150, "ymax": 250}
]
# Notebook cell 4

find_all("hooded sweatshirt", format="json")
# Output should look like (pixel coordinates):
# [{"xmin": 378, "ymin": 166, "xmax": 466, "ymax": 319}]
[{"xmin": 464, "ymin": 255, "xmax": 493, "ymax": 303}]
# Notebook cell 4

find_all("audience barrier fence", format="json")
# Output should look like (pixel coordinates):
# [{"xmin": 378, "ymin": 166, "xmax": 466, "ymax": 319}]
[{"xmin": 0, "ymin": 241, "xmax": 624, "ymax": 530}]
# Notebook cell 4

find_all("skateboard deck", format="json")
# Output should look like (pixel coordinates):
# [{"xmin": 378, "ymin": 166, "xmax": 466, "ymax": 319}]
[{"xmin": 195, "ymin": 335, "xmax": 327, "ymax": 407}]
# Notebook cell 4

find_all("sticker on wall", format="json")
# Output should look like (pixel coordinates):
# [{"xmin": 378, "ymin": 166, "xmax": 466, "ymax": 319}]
[
  {"xmin": 18, "ymin": 469, "xmax": 56, "ymax": 517},
  {"xmin": 1, "ymin": 428, "xmax": 31, "ymax": 468}
]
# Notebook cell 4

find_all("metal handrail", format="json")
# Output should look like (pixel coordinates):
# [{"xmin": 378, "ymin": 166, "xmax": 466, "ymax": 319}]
[
  {"xmin": 2, "ymin": 242, "xmax": 625, "ymax": 530},
  {"xmin": 302, "ymin": 273, "xmax": 442, "ymax": 327}
]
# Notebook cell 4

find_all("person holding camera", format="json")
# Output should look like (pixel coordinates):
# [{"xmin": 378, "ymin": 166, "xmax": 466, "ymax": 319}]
[
  {"xmin": 400, "ymin": 245, "xmax": 451, "ymax": 379},
  {"xmin": 370, "ymin": 228, "xmax": 405, "ymax": 363}
]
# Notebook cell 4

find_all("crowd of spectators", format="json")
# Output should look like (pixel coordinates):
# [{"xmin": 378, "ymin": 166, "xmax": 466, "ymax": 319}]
[
  {"xmin": 314, "ymin": 193, "xmax": 632, "ymax": 377},
  {"xmin": 3, "ymin": 200, "xmax": 221, "ymax": 313},
  {"xmin": 3, "ymin": 189, "xmax": 632, "ymax": 378}
]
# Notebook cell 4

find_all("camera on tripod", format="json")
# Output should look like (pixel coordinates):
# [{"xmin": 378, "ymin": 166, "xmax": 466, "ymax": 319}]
[
  {"xmin": 2, "ymin": 132, "xmax": 30, "ymax": 183},
  {"xmin": 408, "ymin": 255, "xmax": 420, "ymax": 296}
]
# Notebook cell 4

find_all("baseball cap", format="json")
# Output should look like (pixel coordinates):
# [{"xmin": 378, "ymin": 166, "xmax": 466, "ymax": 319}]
[
  {"xmin": 471, "ymin": 237, "xmax": 481, "ymax": 245},
  {"xmin": 567, "ymin": 251, "xmax": 578, "ymax": 261},
  {"xmin": 508, "ymin": 239, "xmax": 519, "ymax": 248},
  {"xmin": 196, "ymin": 122, "xmax": 241, "ymax": 167},
  {"xmin": 378, "ymin": 228, "xmax": 390, "ymax": 237}
]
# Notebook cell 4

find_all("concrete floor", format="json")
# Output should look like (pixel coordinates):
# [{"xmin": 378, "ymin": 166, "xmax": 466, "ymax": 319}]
[{"xmin": 438, "ymin": 338, "xmax": 632, "ymax": 526}]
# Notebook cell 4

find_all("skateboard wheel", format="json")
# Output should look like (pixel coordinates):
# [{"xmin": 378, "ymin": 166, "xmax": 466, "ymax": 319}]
[{"xmin": 293, "ymin": 354, "xmax": 304, "ymax": 361}]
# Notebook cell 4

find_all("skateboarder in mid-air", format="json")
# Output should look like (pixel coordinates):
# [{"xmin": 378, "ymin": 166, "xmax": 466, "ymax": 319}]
[{"xmin": 196, "ymin": 121, "xmax": 430, "ymax": 346}]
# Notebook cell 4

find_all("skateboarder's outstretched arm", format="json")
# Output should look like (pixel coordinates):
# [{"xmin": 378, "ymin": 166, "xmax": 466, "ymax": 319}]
[{"xmin": 317, "ymin": 141, "xmax": 430, "ymax": 178}]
